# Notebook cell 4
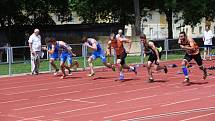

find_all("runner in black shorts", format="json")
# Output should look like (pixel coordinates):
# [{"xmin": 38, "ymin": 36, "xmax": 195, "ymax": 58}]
[
  {"xmin": 178, "ymin": 31, "xmax": 207, "ymax": 84},
  {"xmin": 140, "ymin": 34, "xmax": 168, "ymax": 83},
  {"xmin": 107, "ymin": 33, "xmax": 137, "ymax": 81}
]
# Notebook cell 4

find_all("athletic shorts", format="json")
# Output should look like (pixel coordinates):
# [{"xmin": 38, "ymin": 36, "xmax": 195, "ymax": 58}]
[
  {"xmin": 50, "ymin": 53, "xmax": 58, "ymax": 60},
  {"xmin": 148, "ymin": 51, "xmax": 162, "ymax": 65},
  {"xmin": 184, "ymin": 53, "xmax": 202, "ymax": 66},
  {"xmin": 60, "ymin": 52, "xmax": 72, "ymax": 65},
  {"xmin": 91, "ymin": 50, "xmax": 106, "ymax": 63},
  {"xmin": 204, "ymin": 45, "xmax": 212, "ymax": 50},
  {"xmin": 117, "ymin": 51, "xmax": 127, "ymax": 65}
]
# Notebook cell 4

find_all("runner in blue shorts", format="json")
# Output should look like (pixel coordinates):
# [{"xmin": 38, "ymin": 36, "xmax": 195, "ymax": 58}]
[
  {"xmin": 82, "ymin": 37, "xmax": 115, "ymax": 77},
  {"xmin": 45, "ymin": 38, "xmax": 76, "ymax": 79},
  {"xmin": 44, "ymin": 37, "xmax": 60, "ymax": 75}
]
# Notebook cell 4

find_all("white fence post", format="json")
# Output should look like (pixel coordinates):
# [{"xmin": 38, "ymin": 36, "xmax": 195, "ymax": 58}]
[
  {"xmin": 8, "ymin": 47, "xmax": 12, "ymax": 76},
  {"xmin": 82, "ymin": 44, "xmax": 87, "ymax": 70},
  {"xmin": 164, "ymin": 39, "xmax": 169, "ymax": 60},
  {"xmin": 140, "ymin": 42, "xmax": 144, "ymax": 64}
]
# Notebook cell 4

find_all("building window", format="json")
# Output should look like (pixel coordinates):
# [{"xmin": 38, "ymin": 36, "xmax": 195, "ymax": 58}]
[
  {"xmin": 199, "ymin": 26, "xmax": 202, "ymax": 34},
  {"xmin": 150, "ymin": 28, "xmax": 153, "ymax": 39},
  {"xmin": 192, "ymin": 27, "xmax": 195, "ymax": 34},
  {"xmin": 57, "ymin": 14, "xmax": 74, "ymax": 23},
  {"xmin": 186, "ymin": 28, "xmax": 188, "ymax": 34},
  {"xmin": 141, "ymin": 27, "xmax": 145, "ymax": 33}
]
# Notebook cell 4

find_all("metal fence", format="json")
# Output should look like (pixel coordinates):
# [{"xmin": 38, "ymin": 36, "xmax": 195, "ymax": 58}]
[{"xmin": 1, "ymin": 39, "xmax": 215, "ymax": 77}]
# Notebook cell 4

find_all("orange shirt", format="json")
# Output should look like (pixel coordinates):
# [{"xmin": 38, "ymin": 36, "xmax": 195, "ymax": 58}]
[
  {"xmin": 180, "ymin": 39, "xmax": 199, "ymax": 55},
  {"xmin": 110, "ymin": 38, "xmax": 125, "ymax": 56}
]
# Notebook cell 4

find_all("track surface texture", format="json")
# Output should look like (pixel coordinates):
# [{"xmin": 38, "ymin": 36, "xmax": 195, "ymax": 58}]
[{"xmin": 0, "ymin": 60, "xmax": 215, "ymax": 121}]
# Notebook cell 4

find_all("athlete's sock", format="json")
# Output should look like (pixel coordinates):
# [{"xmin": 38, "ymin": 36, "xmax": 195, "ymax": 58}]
[
  {"xmin": 129, "ymin": 66, "xmax": 134, "ymax": 71},
  {"xmin": 182, "ymin": 65, "xmax": 189, "ymax": 78}
]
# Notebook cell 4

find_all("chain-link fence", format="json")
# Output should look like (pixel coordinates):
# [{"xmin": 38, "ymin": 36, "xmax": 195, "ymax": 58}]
[{"xmin": 1, "ymin": 38, "xmax": 215, "ymax": 77}]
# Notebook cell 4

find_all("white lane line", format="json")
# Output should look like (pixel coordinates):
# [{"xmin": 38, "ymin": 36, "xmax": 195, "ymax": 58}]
[
  {"xmin": 207, "ymin": 95, "xmax": 215, "ymax": 98},
  {"xmin": 5, "ymin": 88, "xmax": 49, "ymax": 95},
  {"xmin": 180, "ymin": 112, "xmax": 215, "ymax": 121},
  {"xmin": 124, "ymin": 107, "xmax": 215, "ymax": 121},
  {"xmin": 17, "ymin": 116, "xmax": 44, "ymax": 121},
  {"xmin": 104, "ymin": 108, "xmax": 152, "ymax": 119},
  {"xmin": 124, "ymin": 86, "xmax": 160, "ymax": 93},
  {"xmin": 116, "ymin": 95, "xmax": 157, "ymax": 104},
  {"xmin": 0, "ymin": 81, "xmax": 63, "ymax": 91},
  {"xmin": 64, "ymin": 99, "xmax": 96, "ymax": 104},
  {"xmin": 13, "ymin": 101, "xmax": 67, "ymax": 111},
  {"xmin": 56, "ymin": 104, "xmax": 107, "ymax": 115},
  {"xmin": 56, "ymin": 82, "xmax": 93, "ymax": 89},
  {"xmin": 164, "ymin": 88, "xmax": 198, "ymax": 95},
  {"xmin": 204, "ymin": 84, "xmax": 215, "ymax": 88},
  {"xmin": 161, "ymin": 98, "xmax": 201, "ymax": 107},
  {"xmin": 0, "ymin": 99, "xmax": 28, "ymax": 104},
  {"xmin": 38, "ymin": 90, "xmax": 81, "ymax": 98},
  {"xmin": 65, "ymin": 92, "xmax": 118, "ymax": 101}
]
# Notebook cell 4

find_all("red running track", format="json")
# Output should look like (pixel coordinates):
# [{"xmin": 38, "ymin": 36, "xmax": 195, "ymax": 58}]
[{"xmin": 0, "ymin": 60, "xmax": 215, "ymax": 121}]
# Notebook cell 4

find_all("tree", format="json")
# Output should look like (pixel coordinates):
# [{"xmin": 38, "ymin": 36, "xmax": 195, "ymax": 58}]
[
  {"xmin": 133, "ymin": 0, "xmax": 141, "ymax": 35},
  {"xmin": 0, "ymin": 0, "xmax": 72, "ymax": 27},
  {"xmin": 180, "ymin": 0, "xmax": 215, "ymax": 26},
  {"xmin": 70, "ymin": 0, "xmax": 135, "ymax": 25}
]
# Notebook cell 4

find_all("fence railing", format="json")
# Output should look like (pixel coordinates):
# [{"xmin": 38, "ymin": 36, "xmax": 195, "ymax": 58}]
[{"xmin": 1, "ymin": 39, "xmax": 214, "ymax": 77}]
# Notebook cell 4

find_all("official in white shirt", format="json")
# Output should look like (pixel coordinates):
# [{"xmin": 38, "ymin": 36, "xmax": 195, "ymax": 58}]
[
  {"xmin": 203, "ymin": 26, "xmax": 214, "ymax": 60},
  {"xmin": 28, "ymin": 29, "xmax": 42, "ymax": 75},
  {"xmin": 116, "ymin": 29, "xmax": 125, "ymax": 39}
]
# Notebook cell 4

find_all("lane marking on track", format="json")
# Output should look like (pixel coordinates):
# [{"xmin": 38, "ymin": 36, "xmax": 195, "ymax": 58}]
[
  {"xmin": 38, "ymin": 91, "xmax": 81, "ymax": 98},
  {"xmin": 123, "ymin": 107, "xmax": 215, "ymax": 121},
  {"xmin": 4, "ymin": 88, "xmax": 50, "ymax": 95},
  {"xmin": 13, "ymin": 101, "xmax": 67, "ymax": 111},
  {"xmin": 65, "ymin": 92, "xmax": 118, "ymax": 100},
  {"xmin": 180, "ymin": 112, "xmax": 215, "ymax": 121},
  {"xmin": 0, "ymin": 99, "xmax": 28, "ymax": 104},
  {"xmin": 17, "ymin": 116, "xmax": 44, "ymax": 121},
  {"xmin": 204, "ymin": 84, "xmax": 215, "ymax": 88},
  {"xmin": 56, "ymin": 104, "xmax": 107, "ymax": 115},
  {"xmin": 163, "ymin": 88, "xmax": 198, "ymax": 95},
  {"xmin": 124, "ymin": 86, "xmax": 160, "ymax": 93},
  {"xmin": 64, "ymin": 99, "xmax": 96, "ymax": 104},
  {"xmin": 161, "ymin": 98, "xmax": 201, "ymax": 107},
  {"xmin": 104, "ymin": 108, "xmax": 152, "ymax": 119},
  {"xmin": 116, "ymin": 95, "xmax": 157, "ymax": 104},
  {"xmin": 207, "ymin": 95, "xmax": 215, "ymax": 98}
]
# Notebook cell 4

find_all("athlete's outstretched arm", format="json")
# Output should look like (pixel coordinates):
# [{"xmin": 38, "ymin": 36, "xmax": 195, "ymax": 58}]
[
  {"xmin": 106, "ymin": 40, "xmax": 112, "ymax": 56},
  {"xmin": 121, "ymin": 38, "xmax": 132, "ymax": 53}
]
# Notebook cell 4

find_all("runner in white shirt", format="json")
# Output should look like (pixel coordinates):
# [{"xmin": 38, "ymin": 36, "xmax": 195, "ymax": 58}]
[
  {"xmin": 203, "ymin": 26, "xmax": 214, "ymax": 60},
  {"xmin": 28, "ymin": 29, "xmax": 42, "ymax": 75}
]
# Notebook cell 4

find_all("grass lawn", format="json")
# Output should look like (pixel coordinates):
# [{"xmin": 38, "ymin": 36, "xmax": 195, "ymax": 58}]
[{"xmin": 0, "ymin": 54, "xmax": 185, "ymax": 76}]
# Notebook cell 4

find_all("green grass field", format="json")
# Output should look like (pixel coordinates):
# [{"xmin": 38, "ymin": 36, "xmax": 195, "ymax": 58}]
[{"xmin": 0, "ymin": 54, "xmax": 185, "ymax": 76}]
